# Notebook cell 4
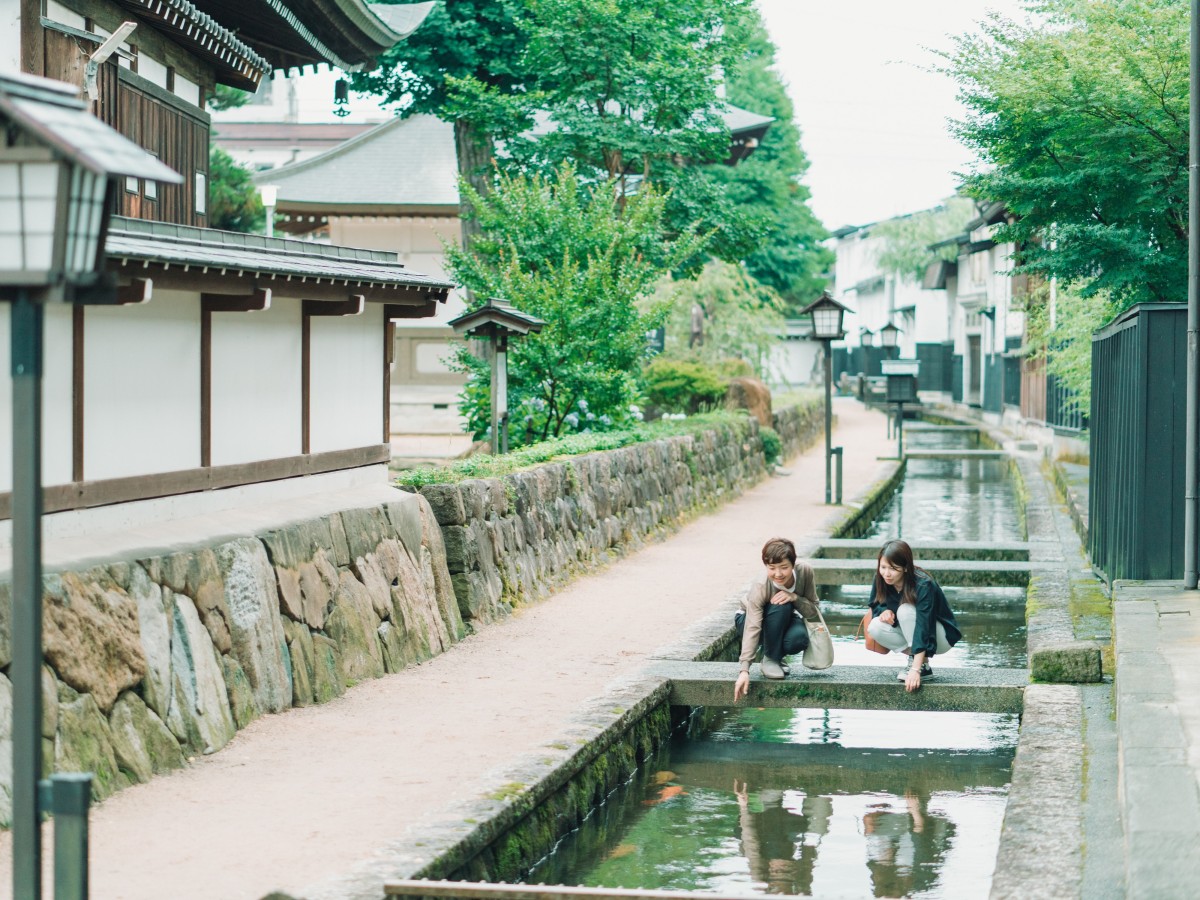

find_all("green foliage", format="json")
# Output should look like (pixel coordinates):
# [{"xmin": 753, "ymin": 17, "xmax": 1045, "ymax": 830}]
[
  {"xmin": 656, "ymin": 261, "xmax": 784, "ymax": 375},
  {"xmin": 709, "ymin": 9, "xmax": 832, "ymax": 309},
  {"xmin": 395, "ymin": 410, "xmax": 757, "ymax": 487},
  {"xmin": 208, "ymin": 146, "xmax": 264, "ymax": 234},
  {"xmin": 642, "ymin": 358, "xmax": 730, "ymax": 414},
  {"xmin": 944, "ymin": 0, "xmax": 1188, "ymax": 308},
  {"xmin": 759, "ymin": 426, "xmax": 781, "ymax": 466},
  {"xmin": 207, "ymin": 84, "xmax": 251, "ymax": 112},
  {"xmin": 447, "ymin": 162, "xmax": 703, "ymax": 445},
  {"xmin": 1021, "ymin": 280, "xmax": 1119, "ymax": 412},
  {"xmin": 871, "ymin": 197, "xmax": 976, "ymax": 283}
]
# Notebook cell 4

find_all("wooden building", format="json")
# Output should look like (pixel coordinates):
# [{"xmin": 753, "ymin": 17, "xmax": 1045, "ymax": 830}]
[{"xmin": 1, "ymin": 0, "xmax": 450, "ymax": 547}]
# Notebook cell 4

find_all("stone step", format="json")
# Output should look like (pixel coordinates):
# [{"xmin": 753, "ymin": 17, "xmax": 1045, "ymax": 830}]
[
  {"xmin": 645, "ymin": 660, "xmax": 1027, "ymax": 714},
  {"xmin": 816, "ymin": 538, "xmax": 1036, "ymax": 561},
  {"xmin": 808, "ymin": 557, "xmax": 1032, "ymax": 587},
  {"xmin": 671, "ymin": 741, "xmax": 1015, "ymax": 793},
  {"xmin": 903, "ymin": 424, "xmax": 981, "ymax": 433},
  {"xmin": 903, "ymin": 449, "xmax": 1009, "ymax": 459}
]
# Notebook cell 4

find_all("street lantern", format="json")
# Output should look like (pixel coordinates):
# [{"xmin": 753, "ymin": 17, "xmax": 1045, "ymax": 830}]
[
  {"xmin": 881, "ymin": 359, "xmax": 920, "ymax": 458},
  {"xmin": 879, "ymin": 320, "xmax": 902, "ymax": 349},
  {"xmin": 448, "ymin": 297, "xmax": 545, "ymax": 454},
  {"xmin": 805, "ymin": 289, "xmax": 850, "ymax": 340},
  {"xmin": 1, "ymin": 70, "xmax": 181, "ymax": 900},
  {"xmin": 800, "ymin": 290, "xmax": 852, "ymax": 505},
  {"xmin": 860, "ymin": 328, "xmax": 875, "ymax": 347}
]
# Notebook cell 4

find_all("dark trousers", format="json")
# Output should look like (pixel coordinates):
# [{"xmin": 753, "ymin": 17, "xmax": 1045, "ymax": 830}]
[{"xmin": 735, "ymin": 603, "xmax": 810, "ymax": 662}]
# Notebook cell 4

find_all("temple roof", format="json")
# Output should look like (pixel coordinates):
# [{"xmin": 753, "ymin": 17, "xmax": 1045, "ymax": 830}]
[
  {"xmin": 190, "ymin": 0, "xmax": 434, "ymax": 74},
  {"xmin": 255, "ymin": 114, "xmax": 459, "ymax": 222}
]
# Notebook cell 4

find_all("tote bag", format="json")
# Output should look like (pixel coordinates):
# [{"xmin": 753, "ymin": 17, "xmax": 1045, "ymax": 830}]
[{"xmin": 802, "ymin": 605, "xmax": 835, "ymax": 670}]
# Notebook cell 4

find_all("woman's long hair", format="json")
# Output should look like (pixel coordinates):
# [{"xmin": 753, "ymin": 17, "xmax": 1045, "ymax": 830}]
[{"xmin": 873, "ymin": 539, "xmax": 929, "ymax": 606}]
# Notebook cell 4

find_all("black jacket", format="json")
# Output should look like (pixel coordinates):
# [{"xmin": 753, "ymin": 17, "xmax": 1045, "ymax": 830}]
[{"xmin": 870, "ymin": 573, "xmax": 962, "ymax": 658}]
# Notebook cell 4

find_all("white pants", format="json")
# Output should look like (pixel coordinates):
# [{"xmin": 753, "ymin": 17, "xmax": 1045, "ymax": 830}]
[{"xmin": 867, "ymin": 603, "xmax": 951, "ymax": 656}]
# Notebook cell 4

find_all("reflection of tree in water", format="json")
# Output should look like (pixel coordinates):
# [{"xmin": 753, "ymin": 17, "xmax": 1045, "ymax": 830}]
[
  {"xmin": 735, "ymin": 780, "xmax": 831, "ymax": 896},
  {"xmin": 862, "ymin": 791, "xmax": 956, "ymax": 898}
]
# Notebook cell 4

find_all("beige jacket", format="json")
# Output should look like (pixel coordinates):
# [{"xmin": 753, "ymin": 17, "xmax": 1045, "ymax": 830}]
[{"xmin": 738, "ymin": 564, "xmax": 820, "ymax": 672}]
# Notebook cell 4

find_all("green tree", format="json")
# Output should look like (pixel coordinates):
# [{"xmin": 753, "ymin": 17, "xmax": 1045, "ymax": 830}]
[
  {"xmin": 945, "ymin": 0, "xmax": 1188, "ymax": 307},
  {"xmin": 710, "ymin": 10, "xmax": 832, "ymax": 311},
  {"xmin": 1022, "ymin": 280, "xmax": 1119, "ymax": 412},
  {"xmin": 871, "ymin": 197, "xmax": 976, "ymax": 283},
  {"xmin": 351, "ymin": 0, "xmax": 526, "ymax": 243},
  {"xmin": 446, "ymin": 163, "xmax": 703, "ymax": 445},
  {"xmin": 441, "ymin": 0, "xmax": 758, "ymax": 270},
  {"xmin": 208, "ymin": 146, "xmax": 264, "ymax": 233},
  {"xmin": 655, "ymin": 261, "xmax": 784, "ymax": 375}
]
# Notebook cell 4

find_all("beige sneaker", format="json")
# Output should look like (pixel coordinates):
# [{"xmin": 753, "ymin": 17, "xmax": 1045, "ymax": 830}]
[{"xmin": 761, "ymin": 658, "xmax": 786, "ymax": 679}]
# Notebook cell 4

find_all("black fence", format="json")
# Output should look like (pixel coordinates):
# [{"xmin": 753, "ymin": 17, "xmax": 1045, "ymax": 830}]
[
  {"xmin": 916, "ymin": 342, "xmax": 954, "ymax": 393},
  {"xmin": 1089, "ymin": 302, "xmax": 1187, "ymax": 581},
  {"xmin": 1046, "ymin": 372, "xmax": 1087, "ymax": 432}
]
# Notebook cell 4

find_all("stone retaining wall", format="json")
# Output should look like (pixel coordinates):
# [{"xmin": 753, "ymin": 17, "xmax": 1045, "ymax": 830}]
[
  {"xmin": 411, "ymin": 407, "xmax": 823, "ymax": 627},
  {"xmin": 0, "ymin": 491, "xmax": 463, "ymax": 825}
]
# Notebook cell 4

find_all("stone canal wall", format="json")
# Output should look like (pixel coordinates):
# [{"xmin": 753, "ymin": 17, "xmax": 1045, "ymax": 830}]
[
  {"xmin": 0, "ymin": 490, "xmax": 463, "ymax": 825},
  {"xmin": 411, "ymin": 407, "xmax": 823, "ymax": 627}
]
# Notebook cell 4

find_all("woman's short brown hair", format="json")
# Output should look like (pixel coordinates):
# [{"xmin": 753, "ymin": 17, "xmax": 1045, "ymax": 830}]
[{"xmin": 761, "ymin": 537, "xmax": 797, "ymax": 565}]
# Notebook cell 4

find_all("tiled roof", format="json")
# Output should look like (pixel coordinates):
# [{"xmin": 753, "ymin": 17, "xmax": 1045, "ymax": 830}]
[
  {"xmin": 115, "ymin": 0, "xmax": 272, "ymax": 90},
  {"xmin": 104, "ymin": 217, "xmax": 452, "ymax": 295},
  {"xmin": 256, "ymin": 114, "xmax": 459, "ymax": 212}
]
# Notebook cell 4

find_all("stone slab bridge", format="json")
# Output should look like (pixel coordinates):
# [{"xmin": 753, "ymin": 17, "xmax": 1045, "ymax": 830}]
[{"xmin": 644, "ymin": 660, "xmax": 1028, "ymax": 715}]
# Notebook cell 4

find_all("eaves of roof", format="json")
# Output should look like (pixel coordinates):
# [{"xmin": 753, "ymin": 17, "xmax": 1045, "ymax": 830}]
[
  {"xmin": 115, "ymin": 0, "xmax": 272, "ymax": 90},
  {"xmin": 103, "ymin": 216, "xmax": 452, "ymax": 297}
]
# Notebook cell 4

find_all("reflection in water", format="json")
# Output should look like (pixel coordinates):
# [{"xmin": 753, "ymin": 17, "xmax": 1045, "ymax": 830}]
[{"xmin": 530, "ymin": 730, "xmax": 1013, "ymax": 898}]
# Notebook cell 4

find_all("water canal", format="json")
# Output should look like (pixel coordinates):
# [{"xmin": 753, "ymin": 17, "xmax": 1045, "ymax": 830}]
[{"xmin": 526, "ymin": 424, "xmax": 1027, "ymax": 897}]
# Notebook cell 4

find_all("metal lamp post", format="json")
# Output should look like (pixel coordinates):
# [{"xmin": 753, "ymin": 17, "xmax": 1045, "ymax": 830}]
[
  {"xmin": 0, "ymin": 71, "xmax": 180, "ymax": 900},
  {"xmin": 448, "ymin": 298, "xmax": 545, "ymax": 454},
  {"xmin": 800, "ymin": 290, "xmax": 850, "ymax": 504}
]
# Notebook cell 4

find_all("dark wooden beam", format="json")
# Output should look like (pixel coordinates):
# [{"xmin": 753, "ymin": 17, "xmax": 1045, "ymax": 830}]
[
  {"xmin": 385, "ymin": 300, "xmax": 439, "ymax": 320},
  {"xmin": 0, "ymin": 445, "xmax": 391, "ymax": 519},
  {"xmin": 383, "ymin": 321, "xmax": 395, "ymax": 443},
  {"xmin": 202, "ymin": 288, "xmax": 271, "ymax": 313},
  {"xmin": 72, "ymin": 305, "xmax": 84, "ymax": 483},
  {"xmin": 21, "ymin": 0, "xmax": 44, "ymax": 76},
  {"xmin": 302, "ymin": 295, "xmax": 364, "ymax": 317},
  {"xmin": 117, "ymin": 278, "xmax": 153, "ymax": 305},
  {"xmin": 200, "ymin": 304, "xmax": 211, "ymax": 466},
  {"xmin": 301, "ymin": 311, "xmax": 310, "ymax": 455}
]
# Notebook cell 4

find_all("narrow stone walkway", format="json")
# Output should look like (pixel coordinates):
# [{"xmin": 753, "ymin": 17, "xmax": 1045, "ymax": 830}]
[{"xmin": 0, "ymin": 399, "xmax": 891, "ymax": 900}]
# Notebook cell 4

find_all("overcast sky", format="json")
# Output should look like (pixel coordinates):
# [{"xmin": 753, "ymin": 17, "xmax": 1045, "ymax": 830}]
[{"xmin": 757, "ymin": 0, "xmax": 1031, "ymax": 231}]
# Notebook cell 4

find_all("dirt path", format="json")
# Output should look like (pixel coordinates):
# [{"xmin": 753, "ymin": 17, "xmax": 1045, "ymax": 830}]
[{"xmin": 0, "ymin": 399, "xmax": 890, "ymax": 900}]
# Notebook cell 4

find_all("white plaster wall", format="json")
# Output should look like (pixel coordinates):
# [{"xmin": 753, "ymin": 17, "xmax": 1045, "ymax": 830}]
[
  {"xmin": 84, "ymin": 291, "xmax": 201, "ymax": 479},
  {"xmin": 0, "ymin": 303, "xmax": 74, "ymax": 492},
  {"xmin": 1, "ymin": 0, "xmax": 21, "ymax": 73},
  {"xmin": 328, "ymin": 217, "xmax": 466, "ymax": 325},
  {"xmin": 309, "ymin": 305, "xmax": 383, "ymax": 452},
  {"xmin": 210, "ymin": 299, "xmax": 302, "ymax": 466}
]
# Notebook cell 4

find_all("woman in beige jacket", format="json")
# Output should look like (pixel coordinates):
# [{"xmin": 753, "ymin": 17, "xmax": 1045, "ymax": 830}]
[{"xmin": 733, "ymin": 537, "xmax": 821, "ymax": 701}]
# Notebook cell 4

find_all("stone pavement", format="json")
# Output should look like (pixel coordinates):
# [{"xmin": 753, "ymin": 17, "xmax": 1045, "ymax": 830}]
[
  {"xmin": 1113, "ymin": 582, "xmax": 1200, "ymax": 899},
  {"xmin": 0, "ymin": 398, "xmax": 894, "ymax": 900}
]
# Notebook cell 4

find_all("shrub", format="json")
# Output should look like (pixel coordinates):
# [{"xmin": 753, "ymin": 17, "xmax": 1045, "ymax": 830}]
[
  {"xmin": 759, "ymin": 426, "xmax": 782, "ymax": 466},
  {"xmin": 643, "ymin": 357, "xmax": 735, "ymax": 415}
]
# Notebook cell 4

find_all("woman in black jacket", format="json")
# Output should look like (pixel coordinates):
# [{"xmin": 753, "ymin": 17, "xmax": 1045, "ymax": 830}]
[{"xmin": 866, "ymin": 539, "xmax": 962, "ymax": 692}]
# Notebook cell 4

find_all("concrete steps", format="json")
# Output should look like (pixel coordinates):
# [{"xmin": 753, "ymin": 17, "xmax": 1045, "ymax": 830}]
[
  {"xmin": 815, "ymin": 538, "xmax": 1037, "ymax": 561},
  {"xmin": 808, "ymin": 557, "xmax": 1033, "ymax": 587},
  {"xmin": 644, "ymin": 660, "xmax": 1027, "ymax": 714}
]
